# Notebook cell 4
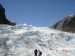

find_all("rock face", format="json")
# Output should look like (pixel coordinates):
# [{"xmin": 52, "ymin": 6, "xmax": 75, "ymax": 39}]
[
  {"xmin": 52, "ymin": 15, "xmax": 75, "ymax": 32},
  {"xmin": 0, "ymin": 4, "xmax": 16, "ymax": 26}
]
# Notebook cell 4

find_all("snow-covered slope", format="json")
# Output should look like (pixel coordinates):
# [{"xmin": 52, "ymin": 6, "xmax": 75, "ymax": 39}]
[{"xmin": 0, "ymin": 24, "xmax": 75, "ymax": 56}]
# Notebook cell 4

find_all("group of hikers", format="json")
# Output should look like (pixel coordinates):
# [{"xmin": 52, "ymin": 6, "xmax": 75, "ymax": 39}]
[{"xmin": 34, "ymin": 49, "xmax": 42, "ymax": 56}]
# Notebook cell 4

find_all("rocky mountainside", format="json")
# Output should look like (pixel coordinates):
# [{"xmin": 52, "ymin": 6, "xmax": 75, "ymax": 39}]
[
  {"xmin": 51, "ymin": 15, "xmax": 75, "ymax": 33},
  {"xmin": 0, "ymin": 4, "xmax": 16, "ymax": 26}
]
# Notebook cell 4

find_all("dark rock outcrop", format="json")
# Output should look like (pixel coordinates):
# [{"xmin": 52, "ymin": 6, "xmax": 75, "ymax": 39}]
[
  {"xmin": 51, "ymin": 15, "xmax": 75, "ymax": 32},
  {"xmin": 0, "ymin": 4, "xmax": 16, "ymax": 26}
]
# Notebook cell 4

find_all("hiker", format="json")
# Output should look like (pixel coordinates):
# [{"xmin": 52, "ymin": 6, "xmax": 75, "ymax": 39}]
[
  {"xmin": 34, "ymin": 49, "xmax": 42, "ymax": 56},
  {"xmin": 38, "ymin": 50, "xmax": 42, "ymax": 56},
  {"xmin": 34, "ymin": 49, "xmax": 38, "ymax": 56}
]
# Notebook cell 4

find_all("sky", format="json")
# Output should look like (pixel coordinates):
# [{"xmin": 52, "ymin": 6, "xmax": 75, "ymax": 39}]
[{"xmin": 0, "ymin": 0, "xmax": 75, "ymax": 27}]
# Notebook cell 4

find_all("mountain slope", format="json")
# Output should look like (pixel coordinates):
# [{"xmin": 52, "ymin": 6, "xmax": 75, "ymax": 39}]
[
  {"xmin": 52, "ymin": 15, "xmax": 75, "ymax": 32},
  {"xmin": 0, "ymin": 4, "xmax": 16, "ymax": 26},
  {"xmin": 0, "ymin": 24, "xmax": 75, "ymax": 56}
]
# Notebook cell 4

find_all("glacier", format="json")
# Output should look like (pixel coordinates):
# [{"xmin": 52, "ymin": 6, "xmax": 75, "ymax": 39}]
[{"xmin": 0, "ymin": 24, "xmax": 75, "ymax": 56}]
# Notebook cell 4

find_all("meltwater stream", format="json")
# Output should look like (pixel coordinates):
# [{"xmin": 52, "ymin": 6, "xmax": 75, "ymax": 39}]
[{"xmin": 0, "ymin": 24, "xmax": 75, "ymax": 56}]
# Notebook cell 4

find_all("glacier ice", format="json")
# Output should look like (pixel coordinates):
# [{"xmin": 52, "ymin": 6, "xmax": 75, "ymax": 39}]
[{"xmin": 0, "ymin": 24, "xmax": 75, "ymax": 56}]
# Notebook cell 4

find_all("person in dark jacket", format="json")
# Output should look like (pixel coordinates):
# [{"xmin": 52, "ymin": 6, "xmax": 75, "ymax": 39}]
[
  {"xmin": 34, "ymin": 49, "xmax": 38, "ymax": 56},
  {"xmin": 34, "ymin": 49, "xmax": 42, "ymax": 56},
  {"xmin": 38, "ymin": 50, "xmax": 42, "ymax": 56}
]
